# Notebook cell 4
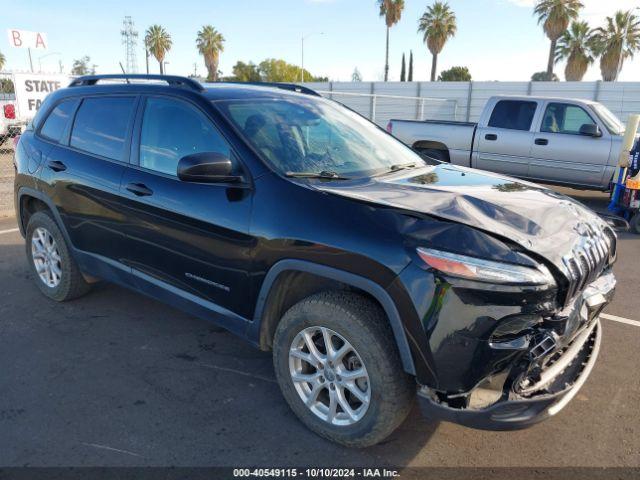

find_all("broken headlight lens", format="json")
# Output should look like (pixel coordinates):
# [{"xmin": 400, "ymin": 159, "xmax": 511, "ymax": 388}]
[{"xmin": 417, "ymin": 248, "xmax": 556, "ymax": 286}]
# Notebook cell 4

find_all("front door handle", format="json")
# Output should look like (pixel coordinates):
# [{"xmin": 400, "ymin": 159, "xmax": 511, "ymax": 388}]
[
  {"xmin": 46, "ymin": 160, "xmax": 67, "ymax": 172},
  {"xmin": 485, "ymin": 134, "xmax": 498, "ymax": 141},
  {"xmin": 535, "ymin": 138, "xmax": 549, "ymax": 146},
  {"xmin": 125, "ymin": 182, "xmax": 154, "ymax": 197}
]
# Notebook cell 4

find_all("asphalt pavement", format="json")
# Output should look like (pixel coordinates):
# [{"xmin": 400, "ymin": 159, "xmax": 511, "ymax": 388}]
[{"xmin": 0, "ymin": 186, "xmax": 638, "ymax": 469}]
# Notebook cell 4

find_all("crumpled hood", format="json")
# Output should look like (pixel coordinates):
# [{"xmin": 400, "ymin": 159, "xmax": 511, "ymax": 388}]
[{"xmin": 313, "ymin": 164, "xmax": 610, "ymax": 270}]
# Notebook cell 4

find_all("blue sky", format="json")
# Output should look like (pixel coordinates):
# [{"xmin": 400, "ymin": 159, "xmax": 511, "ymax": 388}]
[{"xmin": 2, "ymin": 0, "xmax": 639, "ymax": 81}]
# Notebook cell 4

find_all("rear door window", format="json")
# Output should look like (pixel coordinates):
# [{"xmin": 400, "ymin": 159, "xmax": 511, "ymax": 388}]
[
  {"xmin": 488, "ymin": 100, "xmax": 537, "ymax": 131},
  {"xmin": 39, "ymin": 99, "xmax": 78, "ymax": 143},
  {"xmin": 70, "ymin": 97, "xmax": 136, "ymax": 161}
]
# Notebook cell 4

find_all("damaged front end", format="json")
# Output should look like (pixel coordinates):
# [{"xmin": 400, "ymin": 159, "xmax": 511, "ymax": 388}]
[{"xmin": 417, "ymin": 272, "xmax": 615, "ymax": 430}]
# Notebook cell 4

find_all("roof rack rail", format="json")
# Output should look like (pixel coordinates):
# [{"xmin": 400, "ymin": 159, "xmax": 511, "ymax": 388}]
[
  {"xmin": 68, "ymin": 74, "xmax": 204, "ymax": 92},
  {"xmin": 221, "ymin": 81, "xmax": 321, "ymax": 97}
]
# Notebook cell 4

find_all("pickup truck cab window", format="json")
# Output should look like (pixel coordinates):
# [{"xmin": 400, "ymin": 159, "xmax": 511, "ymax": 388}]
[
  {"xmin": 487, "ymin": 100, "xmax": 537, "ymax": 131},
  {"xmin": 139, "ymin": 97, "xmax": 231, "ymax": 176},
  {"xmin": 39, "ymin": 99, "xmax": 78, "ymax": 143},
  {"xmin": 70, "ymin": 97, "xmax": 136, "ymax": 161},
  {"xmin": 541, "ymin": 103, "xmax": 597, "ymax": 135}
]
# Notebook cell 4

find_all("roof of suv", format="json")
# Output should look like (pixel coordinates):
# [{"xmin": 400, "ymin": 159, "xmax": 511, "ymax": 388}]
[{"xmin": 67, "ymin": 74, "xmax": 321, "ymax": 102}]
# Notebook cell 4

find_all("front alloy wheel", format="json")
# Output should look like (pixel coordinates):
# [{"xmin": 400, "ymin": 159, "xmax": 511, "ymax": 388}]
[{"xmin": 289, "ymin": 326, "xmax": 371, "ymax": 426}]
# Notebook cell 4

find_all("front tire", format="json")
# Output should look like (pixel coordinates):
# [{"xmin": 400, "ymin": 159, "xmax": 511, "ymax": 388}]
[
  {"xmin": 26, "ymin": 211, "xmax": 91, "ymax": 301},
  {"xmin": 273, "ymin": 291, "xmax": 414, "ymax": 447}
]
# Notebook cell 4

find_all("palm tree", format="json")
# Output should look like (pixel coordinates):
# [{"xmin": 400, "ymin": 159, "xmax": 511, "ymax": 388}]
[
  {"xmin": 196, "ymin": 25, "xmax": 225, "ymax": 82},
  {"xmin": 592, "ymin": 10, "xmax": 640, "ymax": 81},
  {"xmin": 145, "ymin": 25, "xmax": 172, "ymax": 74},
  {"xmin": 0, "ymin": 50, "xmax": 5, "ymax": 71},
  {"xmin": 378, "ymin": 0, "xmax": 405, "ymax": 82},
  {"xmin": 534, "ymin": 0, "xmax": 583, "ymax": 78},
  {"xmin": 418, "ymin": 1, "xmax": 457, "ymax": 82},
  {"xmin": 555, "ymin": 21, "xmax": 594, "ymax": 81}
]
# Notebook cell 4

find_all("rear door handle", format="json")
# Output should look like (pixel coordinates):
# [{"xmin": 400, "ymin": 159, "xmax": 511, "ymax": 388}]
[
  {"xmin": 535, "ymin": 138, "xmax": 549, "ymax": 146},
  {"xmin": 485, "ymin": 134, "xmax": 498, "ymax": 141},
  {"xmin": 46, "ymin": 160, "xmax": 67, "ymax": 172},
  {"xmin": 125, "ymin": 182, "xmax": 153, "ymax": 197}
]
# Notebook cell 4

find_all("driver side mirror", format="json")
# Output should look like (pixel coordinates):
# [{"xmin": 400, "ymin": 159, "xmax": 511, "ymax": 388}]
[
  {"xmin": 579, "ymin": 123, "xmax": 603, "ymax": 138},
  {"xmin": 177, "ymin": 152, "xmax": 244, "ymax": 184}
]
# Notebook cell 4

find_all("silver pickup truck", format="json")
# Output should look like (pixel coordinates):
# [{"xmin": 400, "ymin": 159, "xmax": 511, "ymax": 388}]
[{"xmin": 388, "ymin": 95, "xmax": 634, "ymax": 191}]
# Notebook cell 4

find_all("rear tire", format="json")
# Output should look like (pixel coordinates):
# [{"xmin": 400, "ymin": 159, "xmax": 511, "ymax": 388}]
[
  {"xmin": 273, "ymin": 291, "xmax": 414, "ymax": 447},
  {"xmin": 26, "ymin": 211, "xmax": 91, "ymax": 302}
]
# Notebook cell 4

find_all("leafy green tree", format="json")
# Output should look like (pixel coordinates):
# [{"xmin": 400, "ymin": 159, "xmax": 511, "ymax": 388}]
[
  {"xmin": 0, "ymin": 79, "xmax": 14, "ymax": 93},
  {"xmin": 351, "ymin": 68, "xmax": 362, "ymax": 82},
  {"xmin": 438, "ymin": 66, "xmax": 471, "ymax": 81},
  {"xmin": 555, "ymin": 21, "xmax": 595, "ymax": 81},
  {"xmin": 71, "ymin": 56, "xmax": 95, "ymax": 75},
  {"xmin": 534, "ymin": 0, "xmax": 583, "ymax": 79},
  {"xmin": 196, "ymin": 25, "xmax": 225, "ymax": 82},
  {"xmin": 145, "ymin": 25, "xmax": 172, "ymax": 74},
  {"xmin": 592, "ymin": 10, "xmax": 640, "ymax": 81},
  {"xmin": 531, "ymin": 70, "xmax": 559, "ymax": 81},
  {"xmin": 378, "ymin": 0, "xmax": 405, "ymax": 82},
  {"xmin": 419, "ymin": 1, "xmax": 457, "ymax": 82},
  {"xmin": 0, "ymin": 51, "xmax": 5, "ymax": 71},
  {"xmin": 258, "ymin": 58, "xmax": 325, "ymax": 82},
  {"xmin": 232, "ymin": 61, "xmax": 262, "ymax": 82},
  {"xmin": 400, "ymin": 53, "xmax": 406, "ymax": 81},
  {"xmin": 408, "ymin": 50, "xmax": 413, "ymax": 81}
]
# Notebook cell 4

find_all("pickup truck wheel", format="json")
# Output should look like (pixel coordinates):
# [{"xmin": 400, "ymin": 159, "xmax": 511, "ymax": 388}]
[
  {"xmin": 26, "ymin": 211, "xmax": 91, "ymax": 302},
  {"xmin": 417, "ymin": 148, "xmax": 449, "ymax": 163},
  {"xmin": 273, "ymin": 291, "xmax": 414, "ymax": 447},
  {"xmin": 630, "ymin": 213, "xmax": 640, "ymax": 234}
]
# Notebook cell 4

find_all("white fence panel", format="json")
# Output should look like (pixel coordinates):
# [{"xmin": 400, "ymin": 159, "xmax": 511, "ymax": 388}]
[{"xmin": 304, "ymin": 81, "xmax": 640, "ymax": 126}]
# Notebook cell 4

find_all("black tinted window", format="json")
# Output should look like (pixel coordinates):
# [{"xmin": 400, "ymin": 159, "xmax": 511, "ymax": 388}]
[
  {"xmin": 488, "ymin": 100, "xmax": 537, "ymax": 131},
  {"xmin": 70, "ymin": 97, "xmax": 136, "ymax": 161},
  {"xmin": 40, "ymin": 99, "xmax": 77, "ymax": 142},
  {"xmin": 139, "ymin": 97, "xmax": 230, "ymax": 176}
]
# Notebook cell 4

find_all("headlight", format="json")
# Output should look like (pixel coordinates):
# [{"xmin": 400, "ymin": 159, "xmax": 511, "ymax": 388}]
[{"xmin": 417, "ymin": 247, "xmax": 556, "ymax": 286}]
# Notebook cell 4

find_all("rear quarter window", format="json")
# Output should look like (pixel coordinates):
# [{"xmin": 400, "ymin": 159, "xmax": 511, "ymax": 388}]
[
  {"xmin": 39, "ymin": 99, "xmax": 78, "ymax": 142},
  {"xmin": 488, "ymin": 100, "xmax": 537, "ymax": 131},
  {"xmin": 70, "ymin": 97, "xmax": 136, "ymax": 161}
]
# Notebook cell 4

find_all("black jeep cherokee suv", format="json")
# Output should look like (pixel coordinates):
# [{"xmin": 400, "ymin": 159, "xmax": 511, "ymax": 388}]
[{"xmin": 14, "ymin": 75, "xmax": 617, "ymax": 447}]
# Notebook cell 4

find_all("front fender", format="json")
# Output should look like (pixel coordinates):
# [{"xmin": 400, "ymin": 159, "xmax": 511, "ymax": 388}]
[{"xmin": 247, "ymin": 259, "xmax": 441, "ymax": 383}]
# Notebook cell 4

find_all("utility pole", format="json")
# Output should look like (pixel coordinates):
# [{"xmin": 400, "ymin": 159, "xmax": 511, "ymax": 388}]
[
  {"xmin": 300, "ymin": 32, "xmax": 324, "ymax": 83},
  {"xmin": 193, "ymin": 63, "xmax": 198, "ymax": 77},
  {"xmin": 121, "ymin": 16, "xmax": 139, "ymax": 74},
  {"xmin": 145, "ymin": 47, "xmax": 150, "ymax": 74}
]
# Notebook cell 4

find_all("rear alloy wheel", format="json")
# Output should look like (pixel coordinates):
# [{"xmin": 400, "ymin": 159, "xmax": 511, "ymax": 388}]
[
  {"xmin": 31, "ymin": 227, "xmax": 63, "ymax": 288},
  {"xmin": 273, "ymin": 291, "xmax": 414, "ymax": 447},
  {"xmin": 26, "ymin": 211, "xmax": 91, "ymax": 301}
]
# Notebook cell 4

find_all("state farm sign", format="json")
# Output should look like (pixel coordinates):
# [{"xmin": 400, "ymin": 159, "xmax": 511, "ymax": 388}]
[
  {"xmin": 7, "ymin": 29, "xmax": 48, "ymax": 50},
  {"xmin": 12, "ymin": 73, "xmax": 71, "ymax": 120}
]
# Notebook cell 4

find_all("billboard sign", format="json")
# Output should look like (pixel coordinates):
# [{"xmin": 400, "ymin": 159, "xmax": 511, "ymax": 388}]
[
  {"xmin": 7, "ymin": 29, "xmax": 48, "ymax": 50},
  {"xmin": 12, "ymin": 73, "xmax": 71, "ymax": 120}
]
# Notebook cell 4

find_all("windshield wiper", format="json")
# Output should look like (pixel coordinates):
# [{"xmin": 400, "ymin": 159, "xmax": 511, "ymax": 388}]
[
  {"xmin": 285, "ymin": 170, "xmax": 351, "ymax": 180},
  {"xmin": 373, "ymin": 162, "xmax": 419, "ymax": 177},
  {"xmin": 390, "ymin": 162, "xmax": 417, "ymax": 171}
]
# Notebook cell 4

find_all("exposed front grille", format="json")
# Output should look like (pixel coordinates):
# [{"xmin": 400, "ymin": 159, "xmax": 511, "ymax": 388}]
[{"xmin": 562, "ymin": 224, "xmax": 616, "ymax": 304}]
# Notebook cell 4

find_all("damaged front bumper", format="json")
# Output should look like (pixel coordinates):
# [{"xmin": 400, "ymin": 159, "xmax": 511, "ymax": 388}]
[{"xmin": 417, "ymin": 272, "xmax": 614, "ymax": 430}]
